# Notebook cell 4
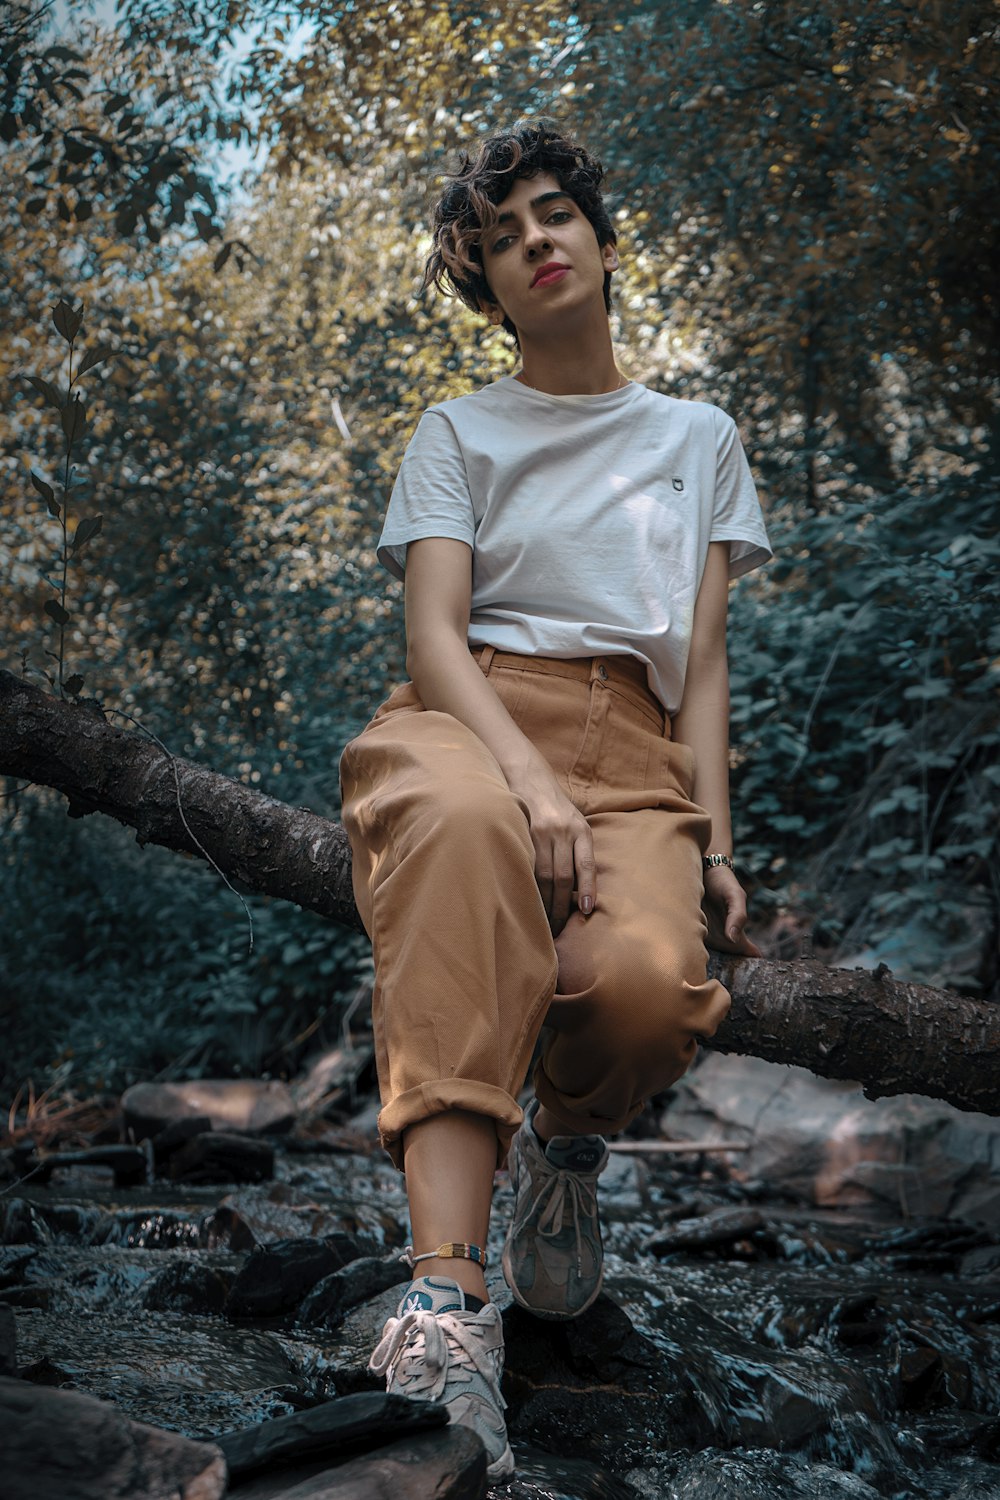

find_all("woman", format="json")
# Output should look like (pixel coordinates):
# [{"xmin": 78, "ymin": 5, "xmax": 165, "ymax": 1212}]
[{"xmin": 339, "ymin": 118, "xmax": 771, "ymax": 1480}]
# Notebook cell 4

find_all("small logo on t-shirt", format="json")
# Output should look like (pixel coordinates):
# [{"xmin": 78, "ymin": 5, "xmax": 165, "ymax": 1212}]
[{"xmin": 672, "ymin": 477, "xmax": 684, "ymax": 491}]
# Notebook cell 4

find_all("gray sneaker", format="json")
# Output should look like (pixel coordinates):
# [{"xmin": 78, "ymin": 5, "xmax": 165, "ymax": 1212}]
[
  {"xmin": 502, "ymin": 1100, "xmax": 609, "ymax": 1320},
  {"xmin": 368, "ymin": 1276, "xmax": 514, "ymax": 1481}
]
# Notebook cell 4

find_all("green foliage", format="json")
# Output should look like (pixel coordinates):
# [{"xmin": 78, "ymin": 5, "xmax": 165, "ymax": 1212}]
[
  {"xmin": 0, "ymin": 791, "xmax": 372, "ymax": 1095},
  {"xmin": 1, "ymin": 0, "xmax": 998, "ymax": 1094},
  {"xmin": 20, "ymin": 298, "xmax": 111, "ymax": 696},
  {"xmin": 729, "ymin": 449, "xmax": 1000, "ymax": 986}
]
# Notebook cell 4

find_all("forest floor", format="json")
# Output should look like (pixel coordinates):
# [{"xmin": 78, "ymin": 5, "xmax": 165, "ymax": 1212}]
[{"xmin": 3, "ymin": 1048, "xmax": 1000, "ymax": 1500}]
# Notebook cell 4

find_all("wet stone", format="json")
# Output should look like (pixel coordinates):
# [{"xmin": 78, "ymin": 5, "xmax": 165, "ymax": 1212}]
[
  {"xmin": 648, "ymin": 1206, "xmax": 766, "ymax": 1255},
  {"xmin": 263, "ymin": 1424, "xmax": 487, "ymax": 1500},
  {"xmin": 209, "ymin": 1183, "xmax": 373, "ymax": 1252},
  {"xmin": 12, "ymin": 1306, "xmax": 334, "ymax": 1437},
  {"xmin": 627, "ymin": 1447, "xmax": 883, "ymax": 1499},
  {"xmin": 297, "ymin": 1253, "xmax": 411, "ymax": 1330},
  {"xmin": 141, "ymin": 1258, "xmax": 234, "ymax": 1315},
  {"xmin": 497, "ymin": 1446, "xmax": 639, "ymax": 1498},
  {"xmin": 0, "ymin": 1376, "xmax": 227, "ymax": 1500},
  {"xmin": 226, "ymin": 1233, "xmax": 369, "ymax": 1319},
  {"xmin": 217, "ymin": 1390, "xmax": 446, "ymax": 1479},
  {"xmin": 501, "ymin": 1295, "xmax": 685, "ymax": 1470},
  {"xmin": 0, "ymin": 1198, "xmax": 52, "ymax": 1246}
]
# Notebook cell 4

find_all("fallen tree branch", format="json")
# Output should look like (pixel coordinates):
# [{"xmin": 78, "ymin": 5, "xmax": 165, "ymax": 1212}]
[{"xmin": 2, "ymin": 669, "xmax": 997, "ymax": 1116}]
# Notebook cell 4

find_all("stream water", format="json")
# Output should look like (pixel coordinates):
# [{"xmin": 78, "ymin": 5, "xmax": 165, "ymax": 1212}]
[{"xmin": 3, "ymin": 1139, "xmax": 999, "ymax": 1499}]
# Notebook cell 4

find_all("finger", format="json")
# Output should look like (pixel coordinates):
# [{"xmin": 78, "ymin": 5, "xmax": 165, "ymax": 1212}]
[
  {"xmin": 534, "ymin": 853, "xmax": 554, "ymax": 921},
  {"xmin": 723, "ymin": 895, "xmax": 761, "ymax": 956},
  {"xmin": 574, "ymin": 829, "xmax": 597, "ymax": 916},
  {"xmin": 551, "ymin": 845, "xmax": 576, "ymax": 932}
]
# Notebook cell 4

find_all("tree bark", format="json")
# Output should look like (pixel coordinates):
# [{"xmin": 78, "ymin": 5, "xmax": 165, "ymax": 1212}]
[{"xmin": 2, "ymin": 669, "xmax": 997, "ymax": 1116}]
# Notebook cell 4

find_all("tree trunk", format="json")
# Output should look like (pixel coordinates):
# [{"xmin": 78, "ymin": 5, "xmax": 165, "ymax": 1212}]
[{"xmin": 2, "ymin": 669, "xmax": 997, "ymax": 1116}]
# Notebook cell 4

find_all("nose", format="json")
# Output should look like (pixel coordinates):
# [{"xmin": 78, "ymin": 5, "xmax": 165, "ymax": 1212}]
[{"xmin": 524, "ymin": 225, "xmax": 552, "ymax": 258}]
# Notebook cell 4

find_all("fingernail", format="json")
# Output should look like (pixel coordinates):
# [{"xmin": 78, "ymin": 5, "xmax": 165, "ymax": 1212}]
[
  {"xmin": 581, "ymin": 896, "xmax": 593, "ymax": 915},
  {"xmin": 728, "ymin": 926, "xmax": 739, "ymax": 941}
]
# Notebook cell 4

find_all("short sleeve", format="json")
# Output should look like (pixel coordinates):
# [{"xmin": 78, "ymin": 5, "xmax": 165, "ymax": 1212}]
[
  {"xmin": 376, "ymin": 409, "xmax": 476, "ymax": 579},
  {"xmin": 710, "ymin": 409, "xmax": 773, "ymax": 579}
]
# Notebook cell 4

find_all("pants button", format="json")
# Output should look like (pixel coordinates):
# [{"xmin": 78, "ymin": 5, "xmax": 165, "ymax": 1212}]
[{"xmin": 597, "ymin": 664, "xmax": 608, "ymax": 680}]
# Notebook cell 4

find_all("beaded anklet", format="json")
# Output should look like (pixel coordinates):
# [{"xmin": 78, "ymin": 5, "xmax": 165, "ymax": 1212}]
[{"xmin": 401, "ymin": 1241, "xmax": 489, "ymax": 1271}]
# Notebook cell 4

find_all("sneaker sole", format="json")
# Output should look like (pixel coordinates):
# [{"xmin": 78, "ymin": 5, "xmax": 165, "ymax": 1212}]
[
  {"xmin": 486, "ymin": 1438, "xmax": 515, "ymax": 1480},
  {"xmin": 501, "ymin": 1240, "xmax": 605, "ymax": 1321}
]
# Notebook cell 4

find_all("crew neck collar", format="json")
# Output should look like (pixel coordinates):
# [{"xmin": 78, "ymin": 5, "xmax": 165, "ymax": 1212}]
[{"xmin": 498, "ymin": 374, "xmax": 644, "ymax": 406}]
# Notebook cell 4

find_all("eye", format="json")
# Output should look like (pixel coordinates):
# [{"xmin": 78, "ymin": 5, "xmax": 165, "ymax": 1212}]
[
  {"xmin": 547, "ymin": 209, "xmax": 572, "ymax": 224},
  {"xmin": 490, "ymin": 233, "xmax": 514, "ymax": 253}
]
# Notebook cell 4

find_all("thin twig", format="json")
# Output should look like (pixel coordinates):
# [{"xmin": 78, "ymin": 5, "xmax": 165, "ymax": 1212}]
[{"xmin": 607, "ymin": 1140, "xmax": 750, "ymax": 1154}]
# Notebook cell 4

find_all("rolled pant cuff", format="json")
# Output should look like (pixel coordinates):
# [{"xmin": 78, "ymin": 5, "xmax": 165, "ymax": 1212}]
[{"xmin": 378, "ymin": 1080, "xmax": 526, "ymax": 1172}]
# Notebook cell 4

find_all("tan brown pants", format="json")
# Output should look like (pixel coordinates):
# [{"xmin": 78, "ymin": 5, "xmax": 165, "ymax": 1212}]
[{"xmin": 339, "ymin": 647, "xmax": 731, "ymax": 1170}]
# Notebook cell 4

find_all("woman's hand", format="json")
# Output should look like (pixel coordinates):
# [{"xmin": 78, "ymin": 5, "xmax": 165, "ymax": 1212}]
[
  {"xmin": 507, "ymin": 761, "xmax": 596, "ymax": 935},
  {"xmin": 702, "ymin": 864, "xmax": 762, "ymax": 956}
]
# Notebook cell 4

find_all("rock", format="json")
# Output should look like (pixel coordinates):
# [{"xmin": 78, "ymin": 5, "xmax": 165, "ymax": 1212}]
[
  {"xmin": 216, "ymin": 1390, "xmax": 447, "ymax": 1479},
  {"xmin": 9, "ymin": 1145, "xmax": 150, "ymax": 1187},
  {"xmin": 298, "ymin": 1254, "xmax": 411, "ymax": 1330},
  {"xmin": 258, "ymin": 1425, "xmax": 487, "ymax": 1499},
  {"xmin": 168, "ymin": 1132, "xmax": 275, "ymax": 1185},
  {"xmin": 661, "ymin": 1053, "xmax": 1000, "ymax": 1232},
  {"xmin": 0, "ymin": 1304, "xmax": 16, "ymax": 1374},
  {"xmin": 0, "ymin": 1199, "xmax": 52, "ymax": 1246},
  {"xmin": 226, "ymin": 1234, "xmax": 367, "ymax": 1318},
  {"xmin": 153, "ymin": 1115, "xmax": 215, "ymax": 1165},
  {"xmin": 13, "ymin": 1307, "xmax": 322, "ymax": 1436},
  {"xmin": 292, "ymin": 1044, "xmax": 376, "ymax": 1117},
  {"xmin": 208, "ymin": 1184, "xmax": 361, "ymax": 1251},
  {"xmin": 122, "ymin": 1079, "xmax": 296, "ymax": 1139},
  {"xmin": 141, "ymin": 1260, "xmax": 234, "ymax": 1315},
  {"xmin": 649, "ymin": 1207, "xmax": 766, "ymax": 1255},
  {"xmin": 502, "ymin": 1295, "xmax": 683, "ymax": 1468},
  {"xmin": 0, "ymin": 1376, "xmax": 226, "ymax": 1499},
  {"xmin": 505, "ymin": 1446, "xmax": 639, "ymax": 1497}
]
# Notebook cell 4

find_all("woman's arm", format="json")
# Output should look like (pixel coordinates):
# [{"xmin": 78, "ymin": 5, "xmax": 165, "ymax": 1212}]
[
  {"xmin": 672, "ymin": 540, "xmax": 761, "ymax": 957},
  {"xmin": 404, "ymin": 536, "xmax": 597, "ymax": 933}
]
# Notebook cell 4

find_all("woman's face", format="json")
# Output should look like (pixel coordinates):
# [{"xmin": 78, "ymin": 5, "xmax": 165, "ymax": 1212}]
[{"xmin": 479, "ymin": 171, "xmax": 618, "ymax": 342}]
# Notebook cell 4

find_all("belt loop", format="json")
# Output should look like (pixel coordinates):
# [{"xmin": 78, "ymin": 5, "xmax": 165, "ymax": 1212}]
[{"xmin": 475, "ymin": 644, "xmax": 495, "ymax": 676}]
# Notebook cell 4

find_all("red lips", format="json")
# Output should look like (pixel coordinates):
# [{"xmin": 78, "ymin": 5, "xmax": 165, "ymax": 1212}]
[{"xmin": 531, "ymin": 262, "xmax": 570, "ymax": 287}]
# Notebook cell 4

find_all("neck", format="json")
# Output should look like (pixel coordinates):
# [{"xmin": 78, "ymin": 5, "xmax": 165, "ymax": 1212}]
[{"xmin": 515, "ymin": 320, "xmax": 622, "ymax": 396}]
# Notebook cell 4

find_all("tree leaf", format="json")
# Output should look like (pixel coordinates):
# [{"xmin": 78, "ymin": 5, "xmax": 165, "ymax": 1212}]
[
  {"xmin": 78, "ymin": 343, "xmax": 113, "ymax": 376},
  {"xmin": 25, "ymin": 197, "xmax": 47, "ymax": 213},
  {"xmin": 61, "ymin": 396, "xmax": 86, "ymax": 444},
  {"xmin": 71, "ymin": 514, "xmax": 103, "ymax": 551},
  {"xmin": 64, "ymin": 674, "xmax": 85, "ymax": 696},
  {"xmin": 23, "ymin": 374, "xmax": 65, "ymax": 410},
  {"xmin": 45, "ymin": 599, "xmax": 70, "ymax": 625},
  {"xmin": 53, "ymin": 299, "xmax": 84, "ymax": 343},
  {"xmin": 30, "ymin": 471, "xmax": 59, "ymax": 517},
  {"xmin": 192, "ymin": 209, "xmax": 217, "ymax": 242},
  {"xmin": 213, "ymin": 242, "xmax": 232, "ymax": 271}
]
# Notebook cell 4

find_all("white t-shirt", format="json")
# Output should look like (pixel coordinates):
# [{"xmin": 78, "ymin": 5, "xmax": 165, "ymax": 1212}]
[{"xmin": 377, "ymin": 375, "xmax": 771, "ymax": 715}]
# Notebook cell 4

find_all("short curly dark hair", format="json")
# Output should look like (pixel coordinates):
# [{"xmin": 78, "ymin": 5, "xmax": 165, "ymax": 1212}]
[{"xmin": 422, "ymin": 118, "xmax": 616, "ymax": 342}]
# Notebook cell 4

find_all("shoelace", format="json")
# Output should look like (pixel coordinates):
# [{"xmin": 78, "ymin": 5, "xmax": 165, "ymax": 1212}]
[
  {"xmin": 369, "ymin": 1308, "xmax": 506, "ymax": 1409},
  {"xmin": 530, "ymin": 1162, "xmax": 600, "ymax": 1273}
]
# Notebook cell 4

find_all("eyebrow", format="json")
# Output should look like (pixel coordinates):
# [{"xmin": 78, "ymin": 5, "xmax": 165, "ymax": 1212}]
[{"xmin": 492, "ymin": 190, "xmax": 573, "ymax": 228}]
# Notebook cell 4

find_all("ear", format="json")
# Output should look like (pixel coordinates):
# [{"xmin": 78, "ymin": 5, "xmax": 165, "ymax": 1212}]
[
  {"xmin": 602, "ymin": 241, "xmax": 620, "ymax": 274},
  {"xmin": 479, "ymin": 300, "xmax": 505, "ymax": 326}
]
